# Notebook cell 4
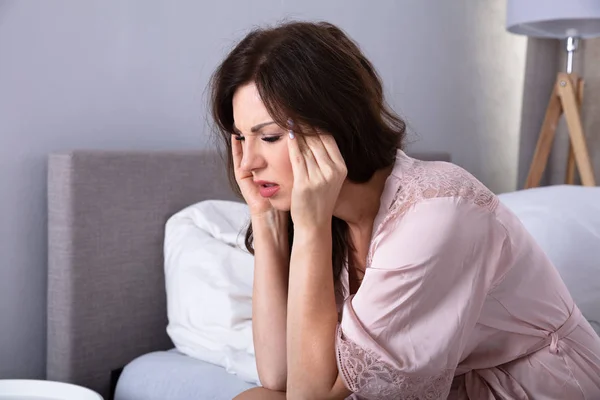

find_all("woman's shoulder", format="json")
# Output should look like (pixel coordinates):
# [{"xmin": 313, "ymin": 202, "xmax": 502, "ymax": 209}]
[
  {"xmin": 389, "ymin": 151, "xmax": 499, "ymax": 218},
  {"xmin": 367, "ymin": 151, "xmax": 501, "ymax": 266},
  {"xmin": 366, "ymin": 152, "xmax": 505, "ymax": 269}
]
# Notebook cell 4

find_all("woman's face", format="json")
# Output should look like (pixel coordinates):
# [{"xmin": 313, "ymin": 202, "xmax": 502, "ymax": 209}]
[{"xmin": 232, "ymin": 82, "xmax": 294, "ymax": 211}]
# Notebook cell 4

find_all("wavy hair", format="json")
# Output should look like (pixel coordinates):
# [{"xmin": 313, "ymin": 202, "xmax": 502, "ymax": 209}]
[{"xmin": 209, "ymin": 20, "xmax": 406, "ymax": 293}]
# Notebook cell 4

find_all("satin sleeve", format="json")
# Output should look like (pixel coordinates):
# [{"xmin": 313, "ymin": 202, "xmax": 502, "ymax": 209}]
[{"xmin": 336, "ymin": 197, "xmax": 507, "ymax": 399}]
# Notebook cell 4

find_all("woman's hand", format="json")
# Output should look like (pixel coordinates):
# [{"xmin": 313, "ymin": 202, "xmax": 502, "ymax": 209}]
[
  {"xmin": 231, "ymin": 134, "xmax": 275, "ymax": 216},
  {"xmin": 287, "ymin": 129, "xmax": 347, "ymax": 231},
  {"xmin": 285, "ymin": 127, "xmax": 349, "ymax": 400}
]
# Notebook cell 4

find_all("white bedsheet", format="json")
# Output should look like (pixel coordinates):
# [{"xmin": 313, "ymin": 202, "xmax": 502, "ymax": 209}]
[{"xmin": 114, "ymin": 349, "xmax": 256, "ymax": 400}]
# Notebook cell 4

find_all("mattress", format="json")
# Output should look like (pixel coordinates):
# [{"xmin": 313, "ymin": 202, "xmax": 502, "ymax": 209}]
[{"xmin": 114, "ymin": 349, "xmax": 257, "ymax": 400}]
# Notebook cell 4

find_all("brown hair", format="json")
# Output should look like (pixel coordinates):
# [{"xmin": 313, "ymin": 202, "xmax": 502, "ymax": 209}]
[{"xmin": 209, "ymin": 20, "xmax": 405, "ymax": 293}]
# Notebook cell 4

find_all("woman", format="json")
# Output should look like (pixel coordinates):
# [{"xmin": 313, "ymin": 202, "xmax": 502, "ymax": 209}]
[{"xmin": 209, "ymin": 20, "xmax": 600, "ymax": 399}]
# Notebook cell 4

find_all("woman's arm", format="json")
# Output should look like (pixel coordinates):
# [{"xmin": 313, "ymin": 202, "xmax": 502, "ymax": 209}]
[
  {"xmin": 287, "ymin": 225, "xmax": 350, "ymax": 400},
  {"xmin": 284, "ymin": 131, "xmax": 352, "ymax": 400},
  {"xmin": 251, "ymin": 210, "xmax": 290, "ymax": 390}
]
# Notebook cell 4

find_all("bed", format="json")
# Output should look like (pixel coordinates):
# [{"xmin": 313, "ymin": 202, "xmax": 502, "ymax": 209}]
[{"xmin": 46, "ymin": 149, "xmax": 599, "ymax": 400}]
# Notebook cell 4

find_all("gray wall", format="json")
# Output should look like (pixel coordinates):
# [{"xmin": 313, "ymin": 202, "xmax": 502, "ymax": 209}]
[
  {"xmin": 584, "ymin": 38, "xmax": 600, "ymax": 179},
  {"xmin": 516, "ymin": 38, "xmax": 560, "ymax": 188},
  {"xmin": 0, "ymin": 0, "xmax": 525, "ymax": 379}
]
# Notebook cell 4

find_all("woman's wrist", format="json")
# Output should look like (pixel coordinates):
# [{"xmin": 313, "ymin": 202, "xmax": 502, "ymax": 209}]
[
  {"xmin": 251, "ymin": 209, "xmax": 288, "ymax": 230},
  {"xmin": 293, "ymin": 224, "xmax": 331, "ymax": 246},
  {"xmin": 292, "ymin": 216, "xmax": 332, "ymax": 237},
  {"xmin": 251, "ymin": 209, "xmax": 289, "ymax": 256}
]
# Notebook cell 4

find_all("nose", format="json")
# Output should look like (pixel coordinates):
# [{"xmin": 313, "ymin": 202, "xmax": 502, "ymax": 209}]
[{"xmin": 240, "ymin": 139, "xmax": 266, "ymax": 173}]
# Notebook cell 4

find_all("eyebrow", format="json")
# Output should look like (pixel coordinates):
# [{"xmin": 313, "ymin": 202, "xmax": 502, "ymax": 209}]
[{"xmin": 233, "ymin": 121, "xmax": 277, "ymax": 134}]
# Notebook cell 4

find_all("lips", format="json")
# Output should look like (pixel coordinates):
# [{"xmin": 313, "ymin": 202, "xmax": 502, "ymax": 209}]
[{"xmin": 255, "ymin": 180, "xmax": 280, "ymax": 198}]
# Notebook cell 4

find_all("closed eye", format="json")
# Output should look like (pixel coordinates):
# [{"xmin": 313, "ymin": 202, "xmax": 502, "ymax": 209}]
[
  {"xmin": 233, "ymin": 134, "xmax": 281, "ymax": 143},
  {"xmin": 262, "ymin": 135, "xmax": 281, "ymax": 143}
]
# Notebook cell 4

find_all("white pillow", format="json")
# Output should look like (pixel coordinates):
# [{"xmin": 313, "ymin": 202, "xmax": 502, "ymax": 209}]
[
  {"xmin": 498, "ymin": 185, "xmax": 600, "ymax": 335},
  {"xmin": 164, "ymin": 200, "xmax": 260, "ymax": 385}
]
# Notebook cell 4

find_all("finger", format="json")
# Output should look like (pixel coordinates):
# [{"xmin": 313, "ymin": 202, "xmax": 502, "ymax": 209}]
[
  {"xmin": 231, "ymin": 134, "xmax": 243, "ymax": 171},
  {"xmin": 297, "ymin": 134, "xmax": 323, "ymax": 181},
  {"xmin": 287, "ymin": 129, "xmax": 308, "ymax": 180},
  {"xmin": 319, "ymin": 134, "xmax": 345, "ymax": 167},
  {"xmin": 297, "ymin": 134, "xmax": 318, "ymax": 166},
  {"xmin": 305, "ymin": 134, "xmax": 333, "ymax": 169}
]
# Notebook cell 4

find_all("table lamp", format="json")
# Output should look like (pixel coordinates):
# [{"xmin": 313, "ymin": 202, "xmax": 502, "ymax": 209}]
[{"xmin": 506, "ymin": 0, "xmax": 600, "ymax": 188}]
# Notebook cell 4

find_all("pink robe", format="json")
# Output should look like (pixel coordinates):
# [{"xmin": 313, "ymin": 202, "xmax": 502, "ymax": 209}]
[{"xmin": 335, "ymin": 150, "xmax": 600, "ymax": 399}]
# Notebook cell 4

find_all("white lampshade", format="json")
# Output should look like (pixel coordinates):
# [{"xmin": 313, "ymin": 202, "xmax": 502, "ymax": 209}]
[{"xmin": 507, "ymin": 0, "xmax": 600, "ymax": 39}]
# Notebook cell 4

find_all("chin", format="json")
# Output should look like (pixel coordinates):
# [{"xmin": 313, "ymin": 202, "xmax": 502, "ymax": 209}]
[{"xmin": 268, "ymin": 197, "xmax": 291, "ymax": 212}]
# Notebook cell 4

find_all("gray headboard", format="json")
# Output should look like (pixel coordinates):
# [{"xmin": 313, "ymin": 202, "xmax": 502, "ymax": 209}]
[
  {"xmin": 46, "ymin": 149, "xmax": 450, "ymax": 399},
  {"xmin": 47, "ymin": 150, "xmax": 238, "ymax": 398}
]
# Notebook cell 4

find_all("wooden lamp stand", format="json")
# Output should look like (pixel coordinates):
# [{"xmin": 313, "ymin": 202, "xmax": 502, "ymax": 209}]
[
  {"xmin": 506, "ymin": 2, "xmax": 600, "ymax": 189},
  {"xmin": 525, "ymin": 71, "xmax": 596, "ymax": 188}
]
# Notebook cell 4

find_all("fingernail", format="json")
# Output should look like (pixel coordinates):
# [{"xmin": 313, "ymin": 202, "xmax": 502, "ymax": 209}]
[
  {"xmin": 287, "ymin": 118, "xmax": 294, "ymax": 127},
  {"xmin": 289, "ymin": 129, "xmax": 295, "ymax": 139}
]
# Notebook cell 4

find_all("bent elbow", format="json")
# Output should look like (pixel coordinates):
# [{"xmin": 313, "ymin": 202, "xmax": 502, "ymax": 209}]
[{"xmin": 258, "ymin": 372, "xmax": 287, "ymax": 392}]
